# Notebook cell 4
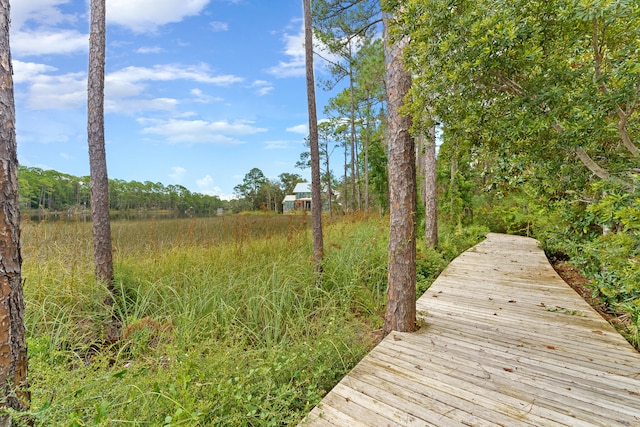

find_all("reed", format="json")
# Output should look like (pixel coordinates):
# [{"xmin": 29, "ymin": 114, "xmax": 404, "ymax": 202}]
[{"xmin": 20, "ymin": 214, "xmax": 386, "ymax": 426}]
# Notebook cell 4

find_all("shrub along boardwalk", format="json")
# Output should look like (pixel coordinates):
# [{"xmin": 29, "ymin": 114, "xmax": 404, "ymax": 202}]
[{"xmin": 301, "ymin": 233, "xmax": 640, "ymax": 426}]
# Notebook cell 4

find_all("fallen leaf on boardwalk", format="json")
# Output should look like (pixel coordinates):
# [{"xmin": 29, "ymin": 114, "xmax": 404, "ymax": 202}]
[
  {"xmin": 493, "ymin": 313, "xmax": 498, "ymax": 316},
  {"xmin": 627, "ymin": 389, "xmax": 640, "ymax": 396},
  {"xmin": 592, "ymin": 330, "xmax": 603, "ymax": 335},
  {"xmin": 503, "ymin": 368, "xmax": 513, "ymax": 372},
  {"xmin": 545, "ymin": 345, "xmax": 555, "ymax": 350},
  {"xmin": 538, "ymin": 302, "xmax": 546, "ymax": 307},
  {"xmin": 393, "ymin": 335, "xmax": 401, "ymax": 341},
  {"xmin": 508, "ymin": 300, "xmax": 517, "ymax": 303}
]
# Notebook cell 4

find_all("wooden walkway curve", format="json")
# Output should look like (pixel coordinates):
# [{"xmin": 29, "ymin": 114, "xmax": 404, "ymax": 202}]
[{"xmin": 301, "ymin": 233, "xmax": 640, "ymax": 426}]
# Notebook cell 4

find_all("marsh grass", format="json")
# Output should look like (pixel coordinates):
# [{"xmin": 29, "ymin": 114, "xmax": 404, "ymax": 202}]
[{"xmin": 20, "ymin": 214, "xmax": 385, "ymax": 426}]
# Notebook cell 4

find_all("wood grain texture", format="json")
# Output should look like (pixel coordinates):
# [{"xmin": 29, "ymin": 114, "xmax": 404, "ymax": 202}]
[{"xmin": 300, "ymin": 233, "xmax": 640, "ymax": 426}]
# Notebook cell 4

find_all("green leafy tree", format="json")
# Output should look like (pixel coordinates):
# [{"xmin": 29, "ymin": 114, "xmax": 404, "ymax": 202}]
[
  {"xmin": 403, "ymin": 0, "xmax": 640, "ymax": 196},
  {"xmin": 278, "ymin": 172, "xmax": 304, "ymax": 196},
  {"xmin": 234, "ymin": 168, "xmax": 268, "ymax": 210},
  {"xmin": 313, "ymin": 0, "xmax": 382, "ymax": 211}
]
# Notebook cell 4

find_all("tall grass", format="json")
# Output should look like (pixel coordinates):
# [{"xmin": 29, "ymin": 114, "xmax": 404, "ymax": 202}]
[{"xmin": 20, "ymin": 214, "xmax": 386, "ymax": 426}]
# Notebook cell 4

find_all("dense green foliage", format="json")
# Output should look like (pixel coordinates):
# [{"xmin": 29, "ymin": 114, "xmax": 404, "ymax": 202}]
[
  {"xmin": 19, "ymin": 166, "xmax": 226, "ymax": 216},
  {"xmin": 396, "ymin": 0, "xmax": 640, "ymax": 347},
  {"xmin": 309, "ymin": 0, "xmax": 387, "ymax": 213}
]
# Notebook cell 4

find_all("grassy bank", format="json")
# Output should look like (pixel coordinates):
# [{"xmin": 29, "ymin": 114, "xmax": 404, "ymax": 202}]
[
  {"xmin": 18, "ymin": 214, "xmax": 484, "ymax": 426},
  {"xmin": 20, "ymin": 215, "xmax": 381, "ymax": 425}
]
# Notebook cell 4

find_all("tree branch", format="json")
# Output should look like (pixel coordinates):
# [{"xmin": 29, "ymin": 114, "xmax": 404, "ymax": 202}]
[
  {"xmin": 575, "ymin": 147, "xmax": 610, "ymax": 180},
  {"xmin": 592, "ymin": 19, "xmax": 639, "ymax": 157}
]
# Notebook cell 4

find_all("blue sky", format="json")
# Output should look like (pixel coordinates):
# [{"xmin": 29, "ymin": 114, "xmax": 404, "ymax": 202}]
[{"xmin": 12, "ymin": 0, "xmax": 341, "ymax": 199}]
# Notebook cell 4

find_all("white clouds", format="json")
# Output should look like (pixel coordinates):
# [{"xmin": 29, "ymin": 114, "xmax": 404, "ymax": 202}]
[
  {"xmin": 169, "ymin": 166, "xmax": 187, "ymax": 182},
  {"xmin": 13, "ymin": 0, "xmax": 212, "ymax": 57},
  {"xmin": 106, "ymin": 64, "xmax": 243, "ymax": 90},
  {"xmin": 286, "ymin": 124, "xmax": 308, "ymax": 134},
  {"xmin": 105, "ymin": 97, "xmax": 179, "ymax": 114},
  {"xmin": 136, "ymin": 46, "xmax": 165, "ymax": 54},
  {"xmin": 196, "ymin": 175, "xmax": 234, "ymax": 200},
  {"xmin": 267, "ymin": 30, "xmax": 305, "ymax": 78},
  {"xmin": 12, "ymin": 29, "xmax": 88, "ymax": 57},
  {"xmin": 12, "ymin": 61, "xmax": 57, "ymax": 84},
  {"xmin": 267, "ymin": 20, "xmax": 343, "ymax": 78},
  {"xmin": 107, "ymin": 0, "xmax": 210, "ymax": 32},
  {"xmin": 104, "ymin": 64, "xmax": 242, "ymax": 113},
  {"xmin": 264, "ymin": 140, "xmax": 290, "ymax": 150},
  {"xmin": 26, "ymin": 72, "xmax": 86, "ymax": 110},
  {"xmin": 250, "ymin": 80, "xmax": 273, "ymax": 96},
  {"xmin": 190, "ymin": 88, "xmax": 222, "ymax": 104},
  {"xmin": 139, "ymin": 119, "xmax": 266, "ymax": 144},
  {"xmin": 14, "ymin": 62, "xmax": 242, "ymax": 112},
  {"xmin": 11, "ymin": 0, "xmax": 76, "ymax": 29},
  {"xmin": 210, "ymin": 21, "xmax": 229, "ymax": 32},
  {"xmin": 11, "ymin": 1, "xmax": 86, "ymax": 57}
]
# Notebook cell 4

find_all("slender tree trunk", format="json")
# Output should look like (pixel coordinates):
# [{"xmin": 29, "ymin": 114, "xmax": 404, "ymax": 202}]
[
  {"xmin": 349, "ymin": 54, "xmax": 358, "ymax": 211},
  {"xmin": 424, "ymin": 126, "xmax": 438, "ymax": 247},
  {"xmin": 383, "ymin": 10, "xmax": 417, "ymax": 334},
  {"xmin": 365, "ymin": 97, "xmax": 371, "ymax": 211},
  {"xmin": 304, "ymin": 0, "xmax": 323, "ymax": 272},
  {"xmin": 416, "ymin": 135, "xmax": 426, "ymax": 202},
  {"xmin": 88, "ymin": 0, "xmax": 114, "ymax": 291},
  {"xmin": 343, "ymin": 143, "xmax": 348, "ymax": 213},
  {"xmin": 0, "ymin": 1, "xmax": 30, "ymax": 422},
  {"xmin": 354, "ymin": 128, "xmax": 361, "ymax": 210},
  {"xmin": 450, "ymin": 156, "xmax": 457, "ymax": 219},
  {"xmin": 324, "ymin": 142, "xmax": 333, "ymax": 217}
]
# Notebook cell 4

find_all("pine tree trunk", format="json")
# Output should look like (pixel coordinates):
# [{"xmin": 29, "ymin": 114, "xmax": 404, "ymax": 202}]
[
  {"xmin": 349, "ymin": 59, "xmax": 358, "ymax": 212},
  {"xmin": 304, "ymin": 0, "xmax": 324, "ymax": 272},
  {"xmin": 0, "ymin": 1, "xmax": 30, "ymax": 421},
  {"xmin": 344, "ymin": 143, "xmax": 348, "ymax": 213},
  {"xmin": 383, "ymin": 11, "xmax": 417, "ymax": 334},
  {"xmin": 424, "ymin": 126, "xmax": 438, "ymax": 247},
  {"xmin": 88, "ymin": 0, "xmax": 114, "ymax": 291},
  {"xmin": 365, "ymin": 98, "xmax": 371, "ymax": 212}
]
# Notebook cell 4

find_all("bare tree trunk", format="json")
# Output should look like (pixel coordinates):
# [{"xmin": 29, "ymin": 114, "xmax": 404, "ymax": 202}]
[
  {"xmin": 416, "ymin": 135, "xmax": 426, "ymax": 203},
  {"xmin": 88, "ymin": 0, "xmax": 114, "ymax": 291},
  {"xmin": 324, "ymin": 141, "xmax": 333, "ymax": 217},
  {"xmin": 343, "ymin": 143, "xmax": 348, "ymax": 213},
  {"xmin": 355, "ymin": 128, "xmax": 361, "ymax": 210},
  {"xmin": 383, "ymin": 11, "xmax": 416, "ymax": 334},
  {"xmin": 424, "ymin": 126, "xmax": 438, "ymax": 247},
  {"xmin": 349, "ymin": 59, "xmax": 358, "ymax": 212},
  {"xmin": 0, "ymin": 1, "xmax": 30, "ymax": 422},
  {"xmin": 304, "ymin": 0, "xmax": 324, "ymax": 272},
  {"xmin": 365, "ymin": 98, "xmax": 371, "ymax": 211}
]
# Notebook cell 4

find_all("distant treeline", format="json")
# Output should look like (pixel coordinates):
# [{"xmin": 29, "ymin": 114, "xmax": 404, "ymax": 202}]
[{"xmin": 18, "ymin": 166, "xmax": 227, "ymax": 215}]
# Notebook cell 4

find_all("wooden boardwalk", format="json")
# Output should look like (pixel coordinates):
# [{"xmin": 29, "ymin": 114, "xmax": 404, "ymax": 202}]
[{"xmin": 301, "ymin": 233, "xmax": 640, "ymax": 426}]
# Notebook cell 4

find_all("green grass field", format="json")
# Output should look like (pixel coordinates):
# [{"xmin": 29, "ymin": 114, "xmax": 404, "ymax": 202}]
[
  {"xmin": 19, "ymin": 214, "xmax": 389, "ymax": 426},
  {"xmin": 17, "ymin": 214, "xmax": 486, "ymax": 426}
]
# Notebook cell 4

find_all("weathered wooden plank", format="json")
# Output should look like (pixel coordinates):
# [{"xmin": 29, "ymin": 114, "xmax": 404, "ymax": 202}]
[
  {"xmin": 367, "ymin": 345, "xmax": 580, "ymax": 426},
  {"xmin": 386, "ymin": 332, "xmax": 640, "ymax": 420},
  {"xmin": 300, "ymin": 233, "xmax": 640, "ymax": 426},
  {"xmin": 343, "ymin": 370, "xmax": 485, "ymax": 427}
]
